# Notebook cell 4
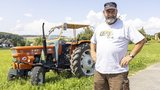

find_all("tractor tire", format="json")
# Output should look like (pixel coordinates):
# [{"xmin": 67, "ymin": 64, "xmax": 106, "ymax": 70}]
[
  {"xmin": 31, "ymin": 66, "xmax": 45, "ymax": 85},
  {"xmin": 7, "ymin": 68, "xmax": 17, "ymax": 81},
  {"xmin": 70, "ymin": 43, "xmax": 95, "ymax": 77}
]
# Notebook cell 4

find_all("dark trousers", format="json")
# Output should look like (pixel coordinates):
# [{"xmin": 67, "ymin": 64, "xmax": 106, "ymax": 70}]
[{"xmin": 94, "ymin": 71, "xmax": 130, "ymax": 90}]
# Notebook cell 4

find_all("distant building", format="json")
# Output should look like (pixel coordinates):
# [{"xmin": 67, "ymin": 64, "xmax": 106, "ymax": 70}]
[
  {"xmin": 155, "ymin": 33, "xmax": 160, "ymax": 40},
  {"xmin": 0, "ymin": 43, "xmax": 14, "ymax": 48}
]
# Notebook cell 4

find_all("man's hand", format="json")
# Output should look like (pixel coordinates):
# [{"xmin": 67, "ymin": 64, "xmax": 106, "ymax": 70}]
[
  {"xmin": 120, "ymin": 55, "xmax": 133, "ymax": 67},
  {"xmin": 120, "ymin": 39, "xmax": 146, "ymax": 67}
]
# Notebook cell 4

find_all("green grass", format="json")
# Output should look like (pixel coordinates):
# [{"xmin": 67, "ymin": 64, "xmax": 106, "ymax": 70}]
[
  {"xmin": 129, "ymin": 42, "xmax": 160, "ymax": 74},
  {"xmin": 0, "ymin": 42, "xmax": 160, "ymax": 90}
]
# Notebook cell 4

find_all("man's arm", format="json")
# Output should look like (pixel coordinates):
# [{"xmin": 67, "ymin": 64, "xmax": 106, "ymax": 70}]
[
  {"xmin": 120, "ymin": 39, "xmax": 146, "ymax": 67},
  {"xmin": 90, "ymin": 43, "xmax": 96, "ymax": 62}
]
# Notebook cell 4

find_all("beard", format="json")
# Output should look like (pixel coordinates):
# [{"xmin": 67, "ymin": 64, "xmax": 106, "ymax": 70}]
[{"xmin": 105, "ymin": 16, "xmax": 117, "ymax": 25}]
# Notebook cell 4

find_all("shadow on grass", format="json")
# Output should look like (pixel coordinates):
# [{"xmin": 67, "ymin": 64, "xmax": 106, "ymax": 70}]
[
  {"xmin": 45, "ymin": 71, "xmax": 73, "ymax": 83},
  {"xmin": 45, "ymin": 76, "xmax": 62, "ymax": 83}
]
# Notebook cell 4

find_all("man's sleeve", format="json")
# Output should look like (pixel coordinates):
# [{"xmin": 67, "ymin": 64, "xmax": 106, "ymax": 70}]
[
  {"xmin": 127, "ymin": 26, "xmax": 145, "ymax": 44},
  {"xmin": 90, "ymin": 31, "xmax": 97, "ymax": 44}
]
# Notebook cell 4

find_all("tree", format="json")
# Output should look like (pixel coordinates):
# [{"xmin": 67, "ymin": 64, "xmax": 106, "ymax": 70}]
[
  {"xmin": 77, "ymin": 27, "xmax": 94, "ymax": 40},
  {"xmin": 25, "ymin": 40, "xmax": 33, "ymax": 46},
  {"xmin": 33, "ymin": 37, "xmax": 42, "ymax": 46},
  {"xmin": 139, "ymin": 27, "xmax": 146, "ymax": 37},
  {"xmin": 138, "ymin": 27, "xmax": 151, "ymax": 41}
]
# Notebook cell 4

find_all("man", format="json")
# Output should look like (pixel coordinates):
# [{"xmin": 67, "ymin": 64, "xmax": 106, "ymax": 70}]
[{"xmin": 90, "ymin": 2, "xmax": 146, "ymax": 90}]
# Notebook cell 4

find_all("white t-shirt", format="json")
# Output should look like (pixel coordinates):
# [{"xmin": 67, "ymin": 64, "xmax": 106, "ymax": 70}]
[{"xmin": 90, "ymin": 19, "xmax": 145, "ymax": 74}]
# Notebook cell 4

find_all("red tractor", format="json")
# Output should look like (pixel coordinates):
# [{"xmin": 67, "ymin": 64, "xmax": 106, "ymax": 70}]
[{"xmin": 8, "ymin": 23, "xmax": 95, "ymax": 85}]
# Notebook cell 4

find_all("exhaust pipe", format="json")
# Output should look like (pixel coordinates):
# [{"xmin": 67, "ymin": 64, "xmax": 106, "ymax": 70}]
[{"xmin": 42, "ymin": 23, "xmax": 47, "ymax": 60}]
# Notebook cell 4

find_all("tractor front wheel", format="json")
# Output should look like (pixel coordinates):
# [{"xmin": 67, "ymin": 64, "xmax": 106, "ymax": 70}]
[
  {"xmin": 31, "ymin": 66, "xmax": 45, "ymax": 85},
  {"xmin": 70, "ymin": 43, "xmax": 95, "ymax": 77},
  {"xmin": 7, "ymin": 68, "xmax": 17, "ymax": 81}
]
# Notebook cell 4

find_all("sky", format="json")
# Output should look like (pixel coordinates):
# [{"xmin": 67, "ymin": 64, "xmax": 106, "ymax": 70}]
[{"xmin": 0, "ymin": 0, "xmax": 160, "ymax": 35}]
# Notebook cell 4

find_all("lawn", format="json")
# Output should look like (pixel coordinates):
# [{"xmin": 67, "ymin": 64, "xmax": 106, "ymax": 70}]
[
  {"xmin": 128, "ymin": 42, "xmax": 160, "ymax": 74},
  {"xmin": 0, "ymin": 42, "xmax": 160, "ymax": 90}
]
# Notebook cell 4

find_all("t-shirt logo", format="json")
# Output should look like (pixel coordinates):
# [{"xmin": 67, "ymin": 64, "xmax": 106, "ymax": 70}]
[{"xmin": 100, "ymin": 30, "xmax": 113, "ymax": 39}]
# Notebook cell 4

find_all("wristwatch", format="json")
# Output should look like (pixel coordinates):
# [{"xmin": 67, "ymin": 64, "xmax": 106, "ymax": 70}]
[{"xmin": 129, "ymin": 54, "xmax": 135, "ymax": 58}]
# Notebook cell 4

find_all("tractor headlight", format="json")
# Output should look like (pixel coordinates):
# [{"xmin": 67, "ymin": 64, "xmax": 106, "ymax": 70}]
[{"xmin": 22, "ymin": 56, "xmax": 27, "ymax": 61}]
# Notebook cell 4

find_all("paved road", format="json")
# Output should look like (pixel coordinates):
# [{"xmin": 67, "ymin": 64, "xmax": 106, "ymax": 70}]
[{"xmin": 130, "ymin": 63, "xmax": 160, "ymax": 90}]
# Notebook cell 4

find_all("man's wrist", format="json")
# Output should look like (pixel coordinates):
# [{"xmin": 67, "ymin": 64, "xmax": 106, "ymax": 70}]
[{"xmin": 129, "ymin": 54, "xmax": 135, "ymax": 59}]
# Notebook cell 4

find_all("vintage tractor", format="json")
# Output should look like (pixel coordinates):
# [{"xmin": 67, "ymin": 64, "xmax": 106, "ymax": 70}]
[{"xmin": 7, "ymin": 23, "xmax": 95, "ymax": 85}]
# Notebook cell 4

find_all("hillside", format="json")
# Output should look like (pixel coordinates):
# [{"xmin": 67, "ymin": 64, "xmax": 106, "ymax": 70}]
[{"xmin": 0, "ymin": 32, "xmax": 25, "ymax": 47}]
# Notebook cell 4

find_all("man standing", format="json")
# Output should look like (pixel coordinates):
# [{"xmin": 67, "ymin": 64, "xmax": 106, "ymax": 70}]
[{"xmin": 90, "ymin": 2, "xmax": 146, "ymax": 90}]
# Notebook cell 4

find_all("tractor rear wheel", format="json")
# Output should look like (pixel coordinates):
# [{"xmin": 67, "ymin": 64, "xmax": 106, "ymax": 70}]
[
  {"xmin": 31, "ymin": 66, "xmax": 45, "ymax": 85},
  {"xmin": 70, "ymin": 43, "xmax": 95, "ymax": 77}
]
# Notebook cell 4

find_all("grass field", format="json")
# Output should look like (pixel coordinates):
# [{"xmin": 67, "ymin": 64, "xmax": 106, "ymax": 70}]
[{"xmin": 0, "ymin": 42, "xmax": 160, "ymax": 90}]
